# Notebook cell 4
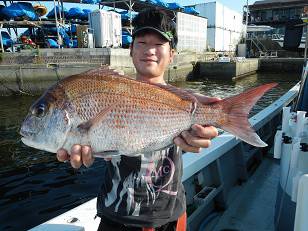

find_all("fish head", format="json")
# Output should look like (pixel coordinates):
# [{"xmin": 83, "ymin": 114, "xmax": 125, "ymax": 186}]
[{"xmin": 20, "ymin": 86, "xmax": 72, "ymax": 153}]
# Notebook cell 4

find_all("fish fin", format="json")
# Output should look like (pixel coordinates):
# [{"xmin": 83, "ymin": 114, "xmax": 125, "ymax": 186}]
[
  {"xmin": 77, "ymin": 105, "xmax": 113, "ymax": 133},
  {"xmin": 93, "ymin": 150, "xmax": 120, "ymax": 158},
  {"xmin": 214, "ymin": 83, "xmax": 278, "ymax": 147}
]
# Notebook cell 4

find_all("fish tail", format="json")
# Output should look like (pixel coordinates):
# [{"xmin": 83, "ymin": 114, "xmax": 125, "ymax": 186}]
[{"xmin": 211, "ymin": 83, "xmax": 277, "ymax": 147}]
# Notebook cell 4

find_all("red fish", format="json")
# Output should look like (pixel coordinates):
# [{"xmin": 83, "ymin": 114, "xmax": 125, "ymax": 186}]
[{"xmin": 20, "ymin": 67, "xmax": 277, "ymax": 157}]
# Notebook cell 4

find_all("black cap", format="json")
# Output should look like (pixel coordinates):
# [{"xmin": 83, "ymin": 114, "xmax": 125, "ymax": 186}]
[{"xmin": 132, "ymin": 9, "xmax": 177, "ymax": 48}]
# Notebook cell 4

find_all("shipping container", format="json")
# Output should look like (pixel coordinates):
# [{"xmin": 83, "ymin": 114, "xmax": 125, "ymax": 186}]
[
  {"xmin": 89, "ymin": 10, "xmax": 122, "ymax": 48},
  {"xmin": 176, "ymin": 12, "xmax": 207, "ymax": 52},
  {"xmin": 195, "ymin": 1, "xmax": 244, "ymax": 51},
  {"xmin": 195, "ymin": 1, "xmax": 243, "ymax": 32}
]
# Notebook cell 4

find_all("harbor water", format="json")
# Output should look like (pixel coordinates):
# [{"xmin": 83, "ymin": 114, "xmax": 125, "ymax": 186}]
[{"xmin": 0, "ymin": 72, "xmax": 299, "ymax": 230}]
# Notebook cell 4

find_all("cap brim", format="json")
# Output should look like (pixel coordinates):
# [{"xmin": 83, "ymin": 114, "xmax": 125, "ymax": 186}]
[{"xmin": 132, "ymin": 26, "xmax": 172, "ymax": 41}]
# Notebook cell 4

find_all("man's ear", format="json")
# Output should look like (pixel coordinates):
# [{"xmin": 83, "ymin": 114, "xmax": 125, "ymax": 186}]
[{"xmin": 129, "ymin": 43, "xmax": 133, "ymax": 57}]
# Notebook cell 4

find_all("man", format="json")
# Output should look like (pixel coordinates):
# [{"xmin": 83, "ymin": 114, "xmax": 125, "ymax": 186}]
[{"xmin": 57, "ymin": 9, "xmax": 219, "ymax": 231}]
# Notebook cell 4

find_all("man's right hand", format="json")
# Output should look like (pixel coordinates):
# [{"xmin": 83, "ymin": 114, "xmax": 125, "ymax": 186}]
[{"xmin": 57, "ymin": 145, "xmax": 94, "ymax": 169}]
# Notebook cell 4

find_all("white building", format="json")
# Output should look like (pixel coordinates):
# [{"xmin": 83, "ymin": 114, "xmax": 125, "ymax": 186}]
[
  {"xmin": 195, "ymin": 1, "xmax": 245, "ymax": 52},
  {"xmin": 176, "ymin": 12, "xmax": 208, "ymax": 52}
]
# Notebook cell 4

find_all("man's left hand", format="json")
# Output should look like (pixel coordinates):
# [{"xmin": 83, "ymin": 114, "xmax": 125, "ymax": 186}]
[
  {"xmin": 174, "ymin": 124, "xmax": 218, "ymax": 153},
  {"xmin": 174, "ymin": 95, "xmax": 221, "ymax": 153}
]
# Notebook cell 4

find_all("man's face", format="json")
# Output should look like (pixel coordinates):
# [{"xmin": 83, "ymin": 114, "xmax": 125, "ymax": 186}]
[{"xmin": 130, "ymin": 32, "xmax": 175, "ymax": 80}]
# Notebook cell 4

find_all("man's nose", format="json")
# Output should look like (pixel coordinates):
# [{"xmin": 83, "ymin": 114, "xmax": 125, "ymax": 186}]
[{"xmin": 144, "ymin": 46, "xmax": 156, "ymax": 55}]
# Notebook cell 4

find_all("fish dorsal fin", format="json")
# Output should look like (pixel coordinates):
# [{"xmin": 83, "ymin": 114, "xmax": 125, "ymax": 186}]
[
  {"xmin": 151, "ymin": 83, "xmax": 199, "ymax": 104},
  {"xmin": 77, "ymin": 105, "xmax": 113, "ymax": 133}
]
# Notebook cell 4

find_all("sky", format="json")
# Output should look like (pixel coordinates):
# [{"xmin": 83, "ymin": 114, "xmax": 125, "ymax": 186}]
[
  {"xmin": 167, "ymin": 0, "xmax": 254, "ymax": 13},
  {"xmin": 40, "ymin": 0, "xmax": 255, "ymax": 15}
]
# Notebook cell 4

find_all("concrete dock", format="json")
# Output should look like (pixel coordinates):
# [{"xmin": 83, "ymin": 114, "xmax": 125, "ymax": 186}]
[
  {"xmin": 195, "ymin": 59, "xmax": 259, "ymax": 80},
  {"xmin": 0, "ymin": 48, "xmax": 208, "ymax": 95},
  {"xmin": 0, "ymin": 48, "xmax": 305, "ymax": 95}
]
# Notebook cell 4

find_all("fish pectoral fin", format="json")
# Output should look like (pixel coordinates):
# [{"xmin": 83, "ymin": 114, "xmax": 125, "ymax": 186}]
[
  {"xmin": 93, "ymin": 150, "xmax": 120, "ymax": 158},
  {"xmin": 77, "ymin": 105, "xmax": 113, "ymax": 133}
]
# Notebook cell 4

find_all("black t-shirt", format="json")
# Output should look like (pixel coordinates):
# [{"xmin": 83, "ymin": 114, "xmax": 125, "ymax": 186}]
[{"xmin": 96, "ymin": 146, "xmax": 186, "ymax": 228}]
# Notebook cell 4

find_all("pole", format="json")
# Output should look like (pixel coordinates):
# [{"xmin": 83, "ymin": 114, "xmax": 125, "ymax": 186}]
[
  {"xmin": 244, "ymin": 0, "xmax": 248, "ymax": 44},
  {"xmin": 304, "ymin": 24, "xmax": 308, "ymax": 64},
  {"xmin": 53, "ymin": 0, "xmax": 61, "ymax": 49}
]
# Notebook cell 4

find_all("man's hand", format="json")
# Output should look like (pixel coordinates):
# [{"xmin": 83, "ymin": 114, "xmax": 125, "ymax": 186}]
[
  {"xmin": 57, "ymin": 145, "xmax": 94, "ymax": 169},
  {"xmin": 174, "ymin": 95, "xmax": 221, "ymax": 153},
  {"xmin": 174, "ymin": 124, "xmax": 218, "ymax": 153}
]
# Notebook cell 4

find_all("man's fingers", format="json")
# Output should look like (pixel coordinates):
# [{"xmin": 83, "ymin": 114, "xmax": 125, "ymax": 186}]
[
  {"xmin": 57, "ymin": 148, "xmax": 70, "ymax": 162},
  {"xmin": 81, "ymin": 145, "xmax": 94, "ymax": 168},
  {"xmin": 70, "ymin": 145, "xmax": 82, "ymax": 169},
  {"xmin": 191, "ymin": 124, "xmax": 218, "ymax": 139},
  {"xmin": 174, "ymin": 137, "xmax": 201, "ymax": 153},
  {"xmin": 181, "ymin": 131, "xmax": 211, "ymax": 148}
]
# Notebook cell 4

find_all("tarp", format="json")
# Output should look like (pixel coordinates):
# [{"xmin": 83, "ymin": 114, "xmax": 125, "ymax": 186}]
[
  {"xmin": 47, "ymin": 38, "xmax": 58, "ymax": 48},
  {"xmin": 122, "ymin": 31, "xmax": 132, "ymax": 48},
  {"xmin": 1, "ymin": 2, "xmax": 38, "ymax": 21},
  {"xmin": 43, "ymin": 27, "xmax": 71, "ymax": 47},
  {"xmin": 67, "ymin": 7, "xmax": 83, "ymax": 20},
  {"xmin": 167, "ymin": 2, "xmax": 184, "ymax": 10},
  {"xmin": 0, "ymin": 31, "xmax": 13, "ymax": 48},
  {"xmin": 184, "ymin": 6, "xmax": 199, "ymax": 15},
  {"xmin": 146, "ymin": 0, "xmax": 168, "ymax": 8},
  {"xmin": 66, "ymin": 8, "xmax": 91, "ymax": 20},
  {"xmin": 47, "ymin": 5, "xmax": 68, "ymax": 19},
  {"xmin": 81, "ymin": 9, "xmax": 92, "ymax": 20},
  {"xmin": 81, "ymin": 0, "xmax": 100, "ymax": 4},
  {"xmin": 120, "ymin": 10, "xmax": 138, "ymax": 21}
]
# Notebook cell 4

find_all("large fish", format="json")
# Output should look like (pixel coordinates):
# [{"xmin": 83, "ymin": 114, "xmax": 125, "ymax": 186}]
[{"xmin": 20, "ymin": 67, "xmax": 277, "ymax": 157}]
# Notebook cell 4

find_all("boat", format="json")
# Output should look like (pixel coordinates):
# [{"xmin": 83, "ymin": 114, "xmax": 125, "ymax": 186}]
[
  {"xmin": 28, "ymin": 76, "xmax": 307, "ymax": 231},
  {"xmin": 27, "ymin": 12, "xmax": 308, "ymax": 231}
]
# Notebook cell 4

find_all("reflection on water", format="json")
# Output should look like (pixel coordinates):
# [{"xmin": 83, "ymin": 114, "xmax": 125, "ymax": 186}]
[{"xmin": 0, "ymin": 72, "xmax": 299, "ymax": 230}]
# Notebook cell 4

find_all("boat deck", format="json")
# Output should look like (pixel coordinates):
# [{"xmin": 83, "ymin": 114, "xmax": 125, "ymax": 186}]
[{"xmin": 208, "ymin": 154, "xmax": 279, "ymax": 231}]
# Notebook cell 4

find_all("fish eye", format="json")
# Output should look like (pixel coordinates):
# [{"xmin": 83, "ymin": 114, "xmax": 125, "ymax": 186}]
[{"xmin": 33, "ymin": 104, "xmax": 47, "ymax": 117}]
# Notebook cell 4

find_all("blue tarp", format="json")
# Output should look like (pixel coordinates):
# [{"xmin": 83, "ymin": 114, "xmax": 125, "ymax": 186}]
[
  {"xmin": 66, "ymin": 8, "xmax": 91, "ymax": 20},
  {"xmin": 81, "ymin": 9, "xmax": 92, "ymax": 20},
  {"xmin": 43, "ymin": 27, "xmax": 71, "ymax": 47},
  {"xmin": 47, "ymin": 6, "xmax": 68, "ymax": 19},
  {"xmin": 81, "ymin": 0, "xmax": 100, "ymax": 4},
  {"xmin": 146, "ymin": 0, "xmax": 168, "ymax": 8},
  {"xmin": 184, "ymin": 7, "xmax": 200, "ymax": 15},
  {"xmin": 120, "ymin": 11, "xmax": 138, "ymax": 21},
  {"xmin": 72, "ymin": 39, "xmax": 78, "ymax": 48},
  {"xmin": 47, "ymin": 39, "xmax": 58, "ymax": 48},
  {"xmin": 1, "ymin": 2, "xmax": 38, "ymax": 21},
  {"xmin": 1, "ymin": 31, "xmax": 13, "ymax": 48},
  {"xmin": 167, "ymin": 2, "xmax": 184, "ymax": 10},
  {"xmin": 122, "ymin": 32, "xmax": 132, "ymax": 48},
  {"xmin": 67, "ymin": 7, "xmax": 83, "ymax": 19}
]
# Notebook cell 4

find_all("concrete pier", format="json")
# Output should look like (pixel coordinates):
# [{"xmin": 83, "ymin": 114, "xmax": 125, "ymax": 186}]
[
  {"xmin": 258, "ymin": 58, "xmax": 304, "ymax": 73},
  {"xmin": 0, "ymin": 48, "xmax": 205, "ymax": 95},
  {"xmin": 195, "ymin": 59, "xmax": 259, "ymax": 80}
]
